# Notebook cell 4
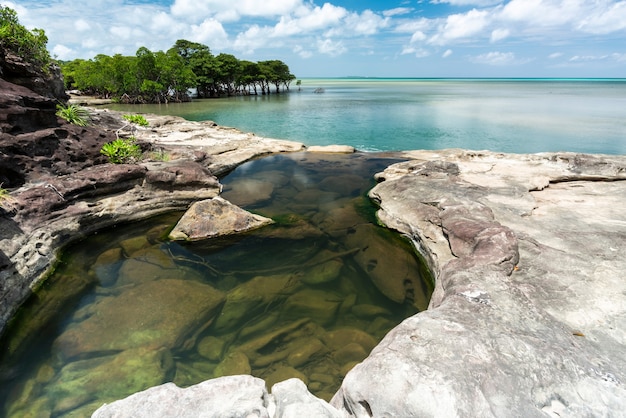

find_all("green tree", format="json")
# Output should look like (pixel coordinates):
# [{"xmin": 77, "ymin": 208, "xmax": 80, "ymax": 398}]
[{"xmin": 0, "ymin": 5, "xmax": 50, "ymax": 71}]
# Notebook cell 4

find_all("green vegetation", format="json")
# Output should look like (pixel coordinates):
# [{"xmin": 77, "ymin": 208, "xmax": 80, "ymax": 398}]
[
  {"xmin": 61, "ymin": 39, "xmax": 296, "ymax": 103},
  {"xmin": 0, "ymin": 5, "xmax": 51, "ymax": 71},
  {"xmin": 117, "ymin": 114, "xmax": 149, "ymax": 139},
  {"xmin": 56, "ymin": 103, "xmax": 90, "ymax": 126},
  {"xmin": 100, "ymin": 138, "xmax": 142, "ymax": 164}
]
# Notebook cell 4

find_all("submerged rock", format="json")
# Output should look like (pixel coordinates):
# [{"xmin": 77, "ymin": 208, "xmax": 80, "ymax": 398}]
[
  {"xmin": 53, "ymin": 279, "xmax": 225, "ymax": 360},
  {"xmin": 168, "ymin": 196, "xmax": 274, "ymax": 241}
]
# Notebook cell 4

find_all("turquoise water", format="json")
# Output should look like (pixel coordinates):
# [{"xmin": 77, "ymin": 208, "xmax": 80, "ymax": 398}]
[{"xmin": 108, "ymin": 78, "xmax": 626, "ymax": 155}]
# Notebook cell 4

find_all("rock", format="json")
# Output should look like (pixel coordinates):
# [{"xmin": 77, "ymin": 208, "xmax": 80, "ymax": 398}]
[
  {"xmin": 91, "ymin": 247, "xmax": 123, "ymax": 287},
  {"xmin": 307, "ymin": 145, "xmax": 355, "ymax": 153},
  {"xmin": 213, "ymin": 273, "xmax": 301, "ymax": 333},
  {"xmin": 332, "ymin": 342, "xmax": 368, "ymax": 366},
  {"xmin": 197, "ymin": 336, "xmax": 227, "ymax": 362},
  {"xmin": 272, "ymin": 378, "xmax": 343, "ymax": 418},
  {"xmin": 283, "ymin": 289, "xmax": 342, "ymax": 326},
  {"xmin": 351, "ymin": 304, "xmax": 392, "ymax": 319},
  {"xmin": 47, "ymin": 347, "xmax": 174, "ymax": 416},
  {"xmin": 214, "ymin": 351, "xmax": 251, "ymax": 377},
  {"xmin": 53, "ymin": 279, "xmax": 225, "ymax": 360},
  {"xmin": 331, "ymin": 150, "xmax": 626, "ymax": 417},
  {"xmin": 91, "ymin": 375, "xmax": 271, "ymax": 418},
  {"xmin": 168, "ymin": 197, "xmax": 274, "ymax": 241},
  {"xmin": 323, "ymin": 328, "xmax": 378, "ymax": 353},
  {"xmin": 116, "ymin": 247, "xmax": 204, "ymax": 286},
  {"xmin": 265, "ymin": 366, "xmax": 308, "ymax": 389},
  {"xmin": 118, "ymin": 236, "xmax": 150, "ymax": 256},
  {"xmin": 286, "ymin": 337, "xmax": 327, "ymax": 367},
  {"xmin": 345, "ymin": 223, "xmax": 430, "ymax": 310}
]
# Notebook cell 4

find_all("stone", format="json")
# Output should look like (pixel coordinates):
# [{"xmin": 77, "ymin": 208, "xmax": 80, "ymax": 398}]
[
  {"xmin": 91, "ymin": 248, "xmax": 123, "ymax": 287},
  {"xmin": 197, "ymin": 336, "xmax": 227, "ymax": 362},
  {"xmin": 214, "ymin": 351, "xmax": 251, "ymax": 377},
  {"xmin": 52, "ymin": 279, "xmax": 225, "ymax": 360},
  {"xmin": 213, "ymin": 273, "xmax": 301, "ymax": 333},
  {"xmin": 265, "ymin": 366, "xmax": 308, "ymax": 389},
  {"xmin": 345, "ymin": 223, "xmax": 431, "ymax": 310},
  {"xmin": 168, "ymin": 197, "xmax": 274, "ymax": 241},
  {"xmin": 272, "ymin": 378, "xmax": 343, "ymax": 418},
  {"xmin": 283, "ymin": 289, "xmax": 342, "ymax": 326},
  {"xmin": 331, "ymin": 150, "xmax": 626, "ymax": 417},
  {"xmin": 116, "ymin": 247, "xmax": 203, "ymax": 286},
  {"xmin": 307, "ymin": 145, "xmax": 355, "ymax": 153},
  {"xmin": 323, "ymin": 328, "xmax": 378, "ymax": 353},
  {"xmin": 91, "ymin": 375, "xmax": 271, "ymax": 418},
  {"xmin": 286, "ymin": 337, "xmax": 327, "ymax": 367},
  {"xmin": 46, "ymin": 347, "xmax": 173, "ymax": 416}
]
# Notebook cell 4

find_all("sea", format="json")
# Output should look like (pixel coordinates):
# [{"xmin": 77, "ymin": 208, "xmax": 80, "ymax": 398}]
[{"xmin": 108, "ymin": 78, "xmax": 626, "ymax": 155}]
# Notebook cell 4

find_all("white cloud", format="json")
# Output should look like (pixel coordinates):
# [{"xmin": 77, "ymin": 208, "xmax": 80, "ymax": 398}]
[
  {"xmin": 383, "ymin": 7, "xmax": 413, "ymax": 17},
  {"xmin": 490, "ymin": 28, "xmax": 509, "ymax": 42},
  {"xmin": 293, "ymin": 45, "xmax": 313, "ymax": 58},
  {"xmin": 429, "ymin": 9, "xmax": 491, "ymax": 45},
  {"xmin": 443, "ymin": 49, "xmax": 453, "ymax": 58},
  {"xmin": 549, "ymin": 52, "xmax": 563, "ymax": 59},
  {"xmin": 577, "ymin": 1, "xmax": 626, "ymax": 34},
  {"xmin": 431, "ymin": 0, "xmax": 501, "ymax": 5},
  {"xmin": 274, "ymin": 3, "xmax": 347, "ymax": 37},
  {"xmin": 190, "ymin": 19, "xmax": 229, "ymax": 47},
  {"xmin": 317, "ymin": 38, "xmax": 347, "ymax": 56},
  {"xmin": 52, "ymin": 44, "xmax": 74, "ymax": 60},
  {"xmin": 74, "ymin": 19, "xmax": 90, "ymax": 32},
  {"xmin": 471, "ymin": 51, "xmax": 518, "ymax": 65},
  {"xmin": 343, "ymin": 10, "xmax": 388, "ymax": 35},
  {"xmin": 170, "ymin": 0, "xmax": 304, "ymax": 22}
]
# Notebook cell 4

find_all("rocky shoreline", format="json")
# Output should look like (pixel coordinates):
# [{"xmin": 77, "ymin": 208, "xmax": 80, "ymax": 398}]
[{"xmin": 2, "ymin": 78, "xmax": 626, "ymax": 417}]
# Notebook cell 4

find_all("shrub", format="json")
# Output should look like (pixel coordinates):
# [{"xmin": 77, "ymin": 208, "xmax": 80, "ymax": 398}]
[
  {"xmin": 122, "ymin": 114, "xmax": 149, "ymax": 127},
  {"xmin": 0, "ymin": 6, "xmax": 51, "ymax": 70},
  {"xmin": 56, "ymin": 103, "xmax": 90, "ymax": 126},
  {"xmin": 100, "ymin": 138, "xmax": 142, "ymax": 164}
]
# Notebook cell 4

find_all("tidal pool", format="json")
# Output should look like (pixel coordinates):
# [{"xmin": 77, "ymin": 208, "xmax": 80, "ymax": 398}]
[{"xmin": 0, "ymin": 152, "xmax": 433, "ymax": 417}]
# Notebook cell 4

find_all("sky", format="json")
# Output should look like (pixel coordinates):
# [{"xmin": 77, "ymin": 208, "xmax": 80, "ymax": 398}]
[{"xmin": 4, "ymin": 0, "xmax": 626, "ymax": 78}]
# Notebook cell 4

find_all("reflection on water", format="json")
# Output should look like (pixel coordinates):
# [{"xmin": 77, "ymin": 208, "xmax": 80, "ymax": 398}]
[{"xmin": 0, "ymin": 152, "xmax": 433, "ymax": 417}]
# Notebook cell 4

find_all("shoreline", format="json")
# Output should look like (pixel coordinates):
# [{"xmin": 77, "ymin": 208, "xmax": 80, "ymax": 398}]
[{"xmin": 2, "ymin": 105, "xmax": 626, "ymax": 417}]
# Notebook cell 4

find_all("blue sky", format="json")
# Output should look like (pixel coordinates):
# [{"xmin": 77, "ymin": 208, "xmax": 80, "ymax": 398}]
[{"xmin": 4, "ymin": 0, "xmax": 626, "ymax": 77}]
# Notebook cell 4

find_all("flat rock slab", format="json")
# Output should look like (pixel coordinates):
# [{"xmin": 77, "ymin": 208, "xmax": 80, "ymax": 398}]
[
  {"xmin": 168, "ymin": 196, "xmax": 274, "ymax": 241},
  {"xmin": 332, "ymin": 150, "xmax": 626, "ymax": 417},
  {"xmin": 53, "ymin": 279, "xmax": 225, "ymax": 360}
]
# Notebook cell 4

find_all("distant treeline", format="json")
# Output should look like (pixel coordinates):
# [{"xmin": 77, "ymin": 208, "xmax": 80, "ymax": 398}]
[{"xmin": 61, "ymin": 39, "xmax": 297, "ymax": 103}]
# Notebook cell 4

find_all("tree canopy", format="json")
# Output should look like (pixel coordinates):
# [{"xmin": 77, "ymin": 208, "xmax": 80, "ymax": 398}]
[
  {"xmin": 62, "ymin": 40, "xmax": 297, "ymax": 103},
  {"xmin": 0, "ymin": 5, "xmax": 51, "ymax": 72}
]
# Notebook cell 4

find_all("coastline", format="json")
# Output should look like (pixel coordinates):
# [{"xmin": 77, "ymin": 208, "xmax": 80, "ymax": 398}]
[{"xmin": 2, "ymin": 104, "xmax": 626, "ymax": 416}]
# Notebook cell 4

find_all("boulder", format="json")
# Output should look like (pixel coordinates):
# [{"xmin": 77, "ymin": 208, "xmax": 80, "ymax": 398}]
[
  {"xmin": 91, "ymin": 375, "xmax": 271, "ymax": 418},
  {"xmin": 168, "ymin": 197, "xmax": 274, "ymax": 241}
]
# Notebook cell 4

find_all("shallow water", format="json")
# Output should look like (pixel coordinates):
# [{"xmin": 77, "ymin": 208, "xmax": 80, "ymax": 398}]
[
  {"xmin": 0, "ymin": 152, "xmax": 433, "ymax": 417},
  {"xmin": 108, "ymin": 78, "xmax": 626, "ymax": 155}
]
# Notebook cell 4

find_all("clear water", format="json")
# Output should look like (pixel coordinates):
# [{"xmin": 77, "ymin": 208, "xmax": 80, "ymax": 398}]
[
  {"xmin": 0, "ymin": 153, "xmax": 433, "ymax": 417},
  {"xmin": 108, "ymin": 78, "xmax": 626, "ymax": 155}
]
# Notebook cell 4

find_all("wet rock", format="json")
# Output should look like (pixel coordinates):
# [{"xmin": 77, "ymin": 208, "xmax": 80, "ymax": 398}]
[
  {"xmin": 351, "ymin": 304, "xmax": 392, "ymax": 319},
  {"xmin": 168, "ymin": 197, "xmax": 274, "ymax": 241},
  {"xmin": 213, "ymin": 273, "xmax": 302, "ymax": 333},
  {"xmin": 91, "ymin": 375, "xmax": 271, "ymax": 418},
  {"xmin": 91, "ymin": 248, "xmax": 123, "ymax": 287},
  {"xmin": 283, "ymin": 289, "xmax": 342, "ymax": 326},
  {"xmin": 332, "ymin": 343, "xmax": 368, "ymax": 366},
  {"xmin": 53, "ymin": 279, "xmax": 225, "ymax": 360},
  {"xmin": 119, "ymin": 236, "xmax": 150, "ymax": 256},
  {"xmin": 197, "ymin": 336, "xmax": 227, "ymax": 362},
  {"xmin": 116, "ymin": 247, "xmax": 203, "ymax": 286},
  {"xmin": 214, "ymin": 351, "xmax": 251, "ymax": 377},
  {"xmin": 346, "ymin": 224, "xmax": 429, "ymax": 310},
  {"xmin": 323, "ymin": 328, "xmax": 378, "ymax": 353},
  {"xmin": 287, "ymin": 337, "xmax": 327, "ymax": 368},
  {"xmin": 48, "ymin": 347, "xmax": 173, "ymax": 416},
  {"xmin": 265, "ymin": 366, "xmax": 308, "ymax": 389},
  {"xmin": 301, "ymin": 253, "xmax": 343, "ymax": 285}
]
